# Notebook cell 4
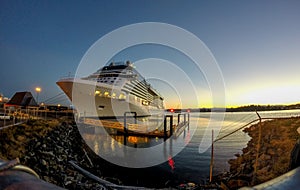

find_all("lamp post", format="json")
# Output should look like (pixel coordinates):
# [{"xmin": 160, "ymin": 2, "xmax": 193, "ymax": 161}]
[
  {"xmin": 35, "ymin": 87, "xmax": 41, "ymax": 119},
  {"xmin": 35, "ymin": 87, "xmax": 41, "ymax": 104}
]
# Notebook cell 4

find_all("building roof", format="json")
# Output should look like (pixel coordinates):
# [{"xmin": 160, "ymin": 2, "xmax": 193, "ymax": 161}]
[{"xmin": 6, "ymin": 91, "xmax": 38, "ymax": 107}]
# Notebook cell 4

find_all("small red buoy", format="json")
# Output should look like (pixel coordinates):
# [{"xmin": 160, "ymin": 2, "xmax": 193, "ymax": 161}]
[{"xmin": 168, "ymin": 156, "xmax": 175, "ymax": 171}]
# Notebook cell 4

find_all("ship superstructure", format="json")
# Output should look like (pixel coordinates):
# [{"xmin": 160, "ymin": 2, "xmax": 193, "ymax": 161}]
[{"xmin": 57, "ymin": 61, "xmax": 164, "ymax": 118}]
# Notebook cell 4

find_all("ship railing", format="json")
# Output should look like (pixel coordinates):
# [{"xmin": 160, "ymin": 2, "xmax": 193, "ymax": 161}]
[
  {"xmin": 59, "ymin": 74, "xmax": 78, "ymax": 80},
  {"xmin": 148, "ymin": 85, "xmax": 163, "ymax": 98}
]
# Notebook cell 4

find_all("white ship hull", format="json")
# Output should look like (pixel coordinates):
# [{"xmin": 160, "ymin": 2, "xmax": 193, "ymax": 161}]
[{"xmin": 57, "ymin": 78, "xmax": 162, "ymax": 118}]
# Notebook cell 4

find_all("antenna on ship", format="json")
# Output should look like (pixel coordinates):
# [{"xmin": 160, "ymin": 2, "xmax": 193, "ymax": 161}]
[
  {"xmin": 126, "ymin": 60, "xmax": 133, "ymax": 67},
  {"xmin": 109, "ymin": 61, "xmax": 115, "ymax": 66}
]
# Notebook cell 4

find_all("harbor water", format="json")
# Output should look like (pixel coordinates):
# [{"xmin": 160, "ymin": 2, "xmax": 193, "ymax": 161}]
[{"xmin": 79, "ymin": 109, "xmax": 300, "ymax": 185}]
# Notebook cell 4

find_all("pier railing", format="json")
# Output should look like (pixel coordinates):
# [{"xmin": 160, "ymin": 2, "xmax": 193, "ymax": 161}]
[
  {"xmin": 214, "ymin": 117, "xmax": 286, "ymax": 143},
  {"xmin": 81, "ymin": 112, "xmax": 190, "ymax": 140}
]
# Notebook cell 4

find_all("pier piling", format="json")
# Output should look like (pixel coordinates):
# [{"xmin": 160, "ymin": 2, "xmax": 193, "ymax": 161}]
[
  {"xmin": 123, "ymin": 112, "xmax": 137, "ymax": 145},
  {"xmin": 178, "ymin": 113, "xmax": 187, "ymax": 124},
  {"xmin": 123, "ymin": 112, "xmax": 137, "ymax": 134},
  {"xmin": 164, "ymin": 115, "xmax": 173, "ymax": 140}
]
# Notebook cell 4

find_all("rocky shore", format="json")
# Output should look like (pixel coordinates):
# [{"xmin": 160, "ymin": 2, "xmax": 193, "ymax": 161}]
[
  {"xmin": 224, "ymin": 117, "xmax": 300, "ymax": 189},
  {"xmin": 0, "ymin": 118, "xmax": 107, "ymax": 189},
  {"xmin": 1, "ymin": 116, "xmax": 300, "ymax": 189},
  {"xmin": 0, "ymin": 118, "xmax": 177, "ymax": 189}
]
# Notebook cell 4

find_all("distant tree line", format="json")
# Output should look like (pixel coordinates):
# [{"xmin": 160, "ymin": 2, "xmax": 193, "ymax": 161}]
[
  {"xmin": 226, "ymin": 103, "xmax": 300, "ymax": 112},
  {"xmin": 166, "ymin": 103, "xmax": 300, "ymax": 113}
]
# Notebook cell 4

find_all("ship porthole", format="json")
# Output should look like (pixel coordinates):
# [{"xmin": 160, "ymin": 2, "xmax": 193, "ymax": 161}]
[{"xmin": 98, "ymin": 105, "xmax": 105, "ymax": 110}]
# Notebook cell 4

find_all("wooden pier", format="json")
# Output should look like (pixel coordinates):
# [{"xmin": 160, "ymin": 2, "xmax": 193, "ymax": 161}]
[{"xmin": 82, "ymin": 113, "xmax": 190, "ymax": 139}]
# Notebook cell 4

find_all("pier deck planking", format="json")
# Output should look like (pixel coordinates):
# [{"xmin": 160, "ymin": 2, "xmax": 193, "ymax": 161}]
[{"xmin": 82, "ymin": 117, "xmax": 189, "ymax": 138}]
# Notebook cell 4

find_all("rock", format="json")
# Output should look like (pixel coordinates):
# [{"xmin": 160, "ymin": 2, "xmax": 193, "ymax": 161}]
[
  {"xmin": 226, "ymin": 117, "xmax": 300, "ymax": 188},
  {"xmin": 16, "ymin": 135, "xmax": 26, "ymax": 141},
  {"xmin": 227, "ymin": 179, "xmax": 250, "ymax": 189},
  {"xmin": 259, "ymin": 153, "xmax": 271, "ymax": 161},
  {"xmin": 267, "ymin": 148, "xmax": 276, "ymax": 156},
  {"xmin": 42, "ymin": 159, "xmax": 47, "ymax": 166}
]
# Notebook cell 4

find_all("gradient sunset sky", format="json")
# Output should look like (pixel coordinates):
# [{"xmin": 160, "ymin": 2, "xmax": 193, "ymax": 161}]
[{"xmin": 1, "ymin": 1, "xmax": 299, "ymax": 108}]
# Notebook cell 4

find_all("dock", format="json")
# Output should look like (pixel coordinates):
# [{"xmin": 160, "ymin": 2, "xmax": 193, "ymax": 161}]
[{"xmin": 82, "ymin": 112, "xmax": 190, "ymax": 139}]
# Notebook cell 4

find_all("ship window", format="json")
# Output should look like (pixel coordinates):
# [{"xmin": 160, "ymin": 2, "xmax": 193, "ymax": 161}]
[
  {"xmin": 119, "ymin": 93, "xmax": 126, "ymax": 100},
  {"xmin": 142, "ymin": 100, "xmax": 149, "ymax": 105},
  {"xmin": 104, "ymin": 81, "xmax": 107, "ymax": 83},
  {"xmin": 112, "ymin": 93, "xmax": 116, "ymax": 98},
  {"xmin": 104, "ymin": 91, "xmax": 109, "ymax": 97},
  {"xmin": 94, "ymin": 90, "xmax": 101, "ymax": 96}
]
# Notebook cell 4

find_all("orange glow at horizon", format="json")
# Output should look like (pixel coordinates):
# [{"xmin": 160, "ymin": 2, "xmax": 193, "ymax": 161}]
[
  {"xmin": 164, "ymin": 84, "xmax": 300, "ymax": 109},
  {"xmin": 227, "ymin": 85, "xmax": 300, "ymax": 107}
]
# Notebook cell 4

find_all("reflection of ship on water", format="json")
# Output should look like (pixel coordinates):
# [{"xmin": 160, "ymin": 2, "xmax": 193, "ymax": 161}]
[
  {"xmin": 57, "ymin": 61, "xmax": 164, "ymax": 118},
  {"xmin": 81, "ymin": 129, "xmax": 163, "ymax": 150}
]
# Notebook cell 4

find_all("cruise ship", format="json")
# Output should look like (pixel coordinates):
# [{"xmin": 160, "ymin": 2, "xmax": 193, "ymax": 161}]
[{"xmin": 56, "ymin": 61, "xmax": 164, "ymax": 118}]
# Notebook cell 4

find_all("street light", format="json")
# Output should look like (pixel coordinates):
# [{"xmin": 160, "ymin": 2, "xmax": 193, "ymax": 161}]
[{"xmin": 35, "ymin": 87, "xmax": 41, "ymax": 104}]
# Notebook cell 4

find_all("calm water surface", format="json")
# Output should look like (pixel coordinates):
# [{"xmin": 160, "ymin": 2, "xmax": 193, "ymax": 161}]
[{"xmin": 80, "ymin": 109, "xmax": 300, "ymax": 185}]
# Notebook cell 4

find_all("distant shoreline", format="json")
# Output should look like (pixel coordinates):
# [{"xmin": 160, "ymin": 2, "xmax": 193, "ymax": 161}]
[{"xmin": 166, "ymin": 103, "xmax": 300, "ymax": 113}]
